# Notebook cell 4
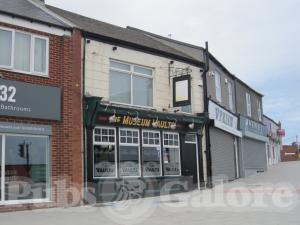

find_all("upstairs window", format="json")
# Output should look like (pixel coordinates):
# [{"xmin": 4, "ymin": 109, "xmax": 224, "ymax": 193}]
[
  {"xmin": 228, "ymin": 82, "xmax": 233, "ymax": 111},
  {"xmin": 246, "ymin": 93, "xmax": 252, "ymax": 117},
  {"xmin": 109, "ymin": 60, "xmax": 153, "ymax": 107},
  {"xmin": 215, "ymin": 72, "xmax": 222, "ymax": 102},
  {"xmin": 257, "ymin": 100, "xmax": 262, "ymax": 121},
  {"xmin": 0, "ymin": 27, "xmax": 49, "ymax": 76}
]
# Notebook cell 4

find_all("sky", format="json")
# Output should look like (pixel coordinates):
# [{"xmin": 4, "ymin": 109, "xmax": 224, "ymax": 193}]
[{"xmin": 46, "ymin": 0, "xmax": 300, "ymax": 144}]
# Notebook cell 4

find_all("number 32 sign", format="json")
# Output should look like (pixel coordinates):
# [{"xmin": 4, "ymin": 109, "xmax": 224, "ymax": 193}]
[{"xmin": 0, "ymin": 85, "xmax": 16, "ymax": 103}]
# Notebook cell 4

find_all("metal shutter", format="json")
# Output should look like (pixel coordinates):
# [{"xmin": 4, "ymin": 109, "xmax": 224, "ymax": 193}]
[
  {"xmin": 242, "ymin": 138, "xmax": 267, "ymax": 173},
  {"xmin": 210, "ymin": 127, "xmax": 236, "ymax": 181}
]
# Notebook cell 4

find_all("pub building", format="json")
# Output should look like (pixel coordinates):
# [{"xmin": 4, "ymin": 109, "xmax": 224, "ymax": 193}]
[{"xmin": 85, "ymin": 97, "xmax": 208, "ymax": 201}]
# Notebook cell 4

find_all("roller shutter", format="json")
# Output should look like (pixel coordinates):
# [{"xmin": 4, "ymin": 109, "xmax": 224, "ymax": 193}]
[
  {"xmin": 210, "ymin": 127, "xmax": 236, "ymax": 181},
  {"xmin": 242, "ymin": 138, "xmax": 267, "ymax": 176}
]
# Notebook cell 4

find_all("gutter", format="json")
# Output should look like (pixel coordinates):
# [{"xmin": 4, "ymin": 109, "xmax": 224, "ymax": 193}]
[{"xmin": 83, "ymin": 31, "xmax": 205, "ymax": 68}]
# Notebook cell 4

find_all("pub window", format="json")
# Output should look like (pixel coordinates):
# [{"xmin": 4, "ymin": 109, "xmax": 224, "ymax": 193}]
[
  {"xmin": 109, "ymin": 60, "xmax": 153, "ymax": 107},
  {"xmin": 0, "ymin": 27, "xmax": 49, "ymax": 76},
  {"xmin": 93, "ymin": 127, "xmax": 117, "ymax": 178},
  {"xmin": 119, "ymin": 128, "xmax": 140, "ymax": 177},
  {"xmin": 163, "ymin": 132, "xmax": 181, "ymax": 176},
  {"xmin": 142, "ymin": 130, "xmax": 162, "ymax": 177},
  {"xmin": 0, "ymin": 135, "xmax": 50, "ymax": 203}
]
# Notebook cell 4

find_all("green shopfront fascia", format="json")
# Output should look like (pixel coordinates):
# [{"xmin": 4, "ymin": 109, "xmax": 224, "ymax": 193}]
[{"xmin": 85, "ymin": 97, "xmax": 208, "ymax": 202}]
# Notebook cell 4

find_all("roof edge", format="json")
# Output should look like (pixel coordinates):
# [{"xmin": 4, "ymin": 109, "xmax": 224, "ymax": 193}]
[
  {"xmin": 263, "ymin": 114, "xmax": 280, "ymax": 126},
  {"xmin": 27, "ymin": 0, "xmax": 76, "ymax": 28},
  {"xmin": 0, "ymin": 9, "xmax": 72, "ymax": 31},
  {"xmin": 83, "ymin": 31, "xmax": 205, "ymax": 68}
]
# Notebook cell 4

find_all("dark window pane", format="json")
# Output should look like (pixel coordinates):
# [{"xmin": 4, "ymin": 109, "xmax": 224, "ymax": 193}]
[
  {"xmin": 102, "ymin": 136, "xmax": 108, "ymax": 143},
  {"xmin": 119, "ymin": 146, "xmax": 139, "ymax": 177},
  {"xmin": 102, "ymin": 129, "xmax": 108, "ymax": 135},
  {"xmin": 163, "ymin": 147, "xmax": 180, "ymax": 176},
  {"xmin": 120, "ymin": 137, "xmax": 126, "ymax": 143},
  {"xmin": 5, "ymin": 136, "xmax": 49, "ymax": 201},
  {"xmin": 94, "ymin": 145, "xmax": 116, "ymax": 177},
  {"xmin": 109, "ymin": 137, "xmax": 114, "ymax": 143},
  {"xmin": 142, "ymin": 146, "xmax": 161, "ymax": 176}
]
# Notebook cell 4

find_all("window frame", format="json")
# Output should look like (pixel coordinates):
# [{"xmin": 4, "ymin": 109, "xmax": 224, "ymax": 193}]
[
  {"xmin": 0, "ymin": 133, "xmax": 50, "ymax": 205},
  {"xmin": 142, "ymin": 130, "xmax": 162, "ymax": 177},
  {"xmin": 93, "ymin": 126, "xmax": 118, "ymax": 179},
  {"xmin": 246, "ymin": 93, "xmax": 252, "ymax": 117},
  {"xmin": 228, "ymin": 81, "xmax": 233, "ymax": 111},
  {"xmin": 257, "ymin": 100, "xmax": 262, "ymax": 121},
  {"xmin": 109, "ymin": 60, "xmax": 154, "ymax": 108},
  {"xmin": 162, "ymin": 131, "xmax": 181, "ymax": 177},
  {"xmin": 0, "ymin": 27, "xmax": 14, "ymax": 69},
  {"xmin": 215, "ymin": 71, "xmax": 222, "ymax": 102},
  {"xmin": 0, "ymin": 27, "xmax": 49, "ymax": 77},
  {"xmin": 118, "ymin": 128, "xmax": 141, "ymax": 178}
]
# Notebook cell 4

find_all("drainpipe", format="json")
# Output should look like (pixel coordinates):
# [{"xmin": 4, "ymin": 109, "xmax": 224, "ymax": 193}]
[
  {"xmin": 202, "ymin": 42, "xmax": 213, "ymax": 188},
  {"xmin": 82, "ymin": 33, "xmax": 88, "ymax": 202}
]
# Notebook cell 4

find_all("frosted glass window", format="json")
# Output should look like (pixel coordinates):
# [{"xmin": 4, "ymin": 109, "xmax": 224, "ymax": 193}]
[
  {"xmin": 133, "ymin": 76, "xmax": 153, "ymax": 107},
  {"xmin": 109, "ymin": 70, "xmax": 131, "ymax": 104},
  {"xmin": 14, "ymin": 32, "xmax": 31, "ymax": 72},
  {"xmin": 0, "ymin": 29, "xmax": 12, "ymax": 67},
  {"xmin": 34, "ymin": 38, "xmax": 47, "ymax": 73}
]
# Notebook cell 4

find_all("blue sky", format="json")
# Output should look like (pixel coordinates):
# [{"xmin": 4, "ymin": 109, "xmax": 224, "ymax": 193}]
[{"xmin": 47, "ymin": 0, "xmax": 300, "ymax": 144}]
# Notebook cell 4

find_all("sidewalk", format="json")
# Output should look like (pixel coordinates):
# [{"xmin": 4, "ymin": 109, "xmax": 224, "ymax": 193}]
[{"xmin": 0, "ymin": 161, "xmax": 300, "ymax": 225}]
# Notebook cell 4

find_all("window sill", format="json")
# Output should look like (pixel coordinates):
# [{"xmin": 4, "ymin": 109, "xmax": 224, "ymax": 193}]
[
  {"xmin": 110, "ymin": 101, "xmax": 155, "ymax": 111},
  {"xmin": 0, "ymin": 199, "xmax": 52, "ymax": 206},
  {"xmin": 0, "ymin": 67, "xmax": 49, "ymax": 78}
]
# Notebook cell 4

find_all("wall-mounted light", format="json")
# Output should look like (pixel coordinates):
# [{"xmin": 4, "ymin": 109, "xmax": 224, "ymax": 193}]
[
  {"xmin": 86, "ymin": 39, "xmax": 91, "ymax": 44},
  {"xmin": 152, "ymin": 117, "xmax": 159, "ymax": 128},
  {"xmin": 109, "ymin": 110, "xmax": 117, "ymax": 123},
  {"xmin": 189, "ymin": 121, "xmax": 195, "ymax": 129},
  {"xmin": 112, "ymin": 46, "xmax": 118, "ymax": 51},
  {"xmin": 225, "ymin": 78, "xmax": 228, "ymax": 84},
  {"xmin": 170, "ymin": 119, "xmax": 177, "ymax": 130}
]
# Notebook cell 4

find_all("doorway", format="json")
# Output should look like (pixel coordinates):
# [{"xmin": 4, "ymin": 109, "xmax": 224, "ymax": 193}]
[{"xmin": 181, "ymin": 133, "xmax": 199, "ymax": 189}]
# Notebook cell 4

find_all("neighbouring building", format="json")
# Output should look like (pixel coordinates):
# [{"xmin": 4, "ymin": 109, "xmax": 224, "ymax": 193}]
[
  {"xmin": 0, "ymin": 0, "xmax": 83, "ymax": 211},
  {"xmin": 48, "ymin": 6, "xmax": 209, "ymax": 202},
  {"xmin": 263, "ymin": 115, "xmax": 284, "ymax": 166},
  {"xmin": 281, "ymin": 144, "xmax": 299, "ymax": 162},
  {"xmin": 235, "ymin": 79, "xmax": 268, "ymax": 177}
]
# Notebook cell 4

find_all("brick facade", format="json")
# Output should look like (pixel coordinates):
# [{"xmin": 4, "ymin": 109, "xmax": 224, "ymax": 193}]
[{"xmin": 0, "ymin": 22, "xmax": 83, "ymax": 212}]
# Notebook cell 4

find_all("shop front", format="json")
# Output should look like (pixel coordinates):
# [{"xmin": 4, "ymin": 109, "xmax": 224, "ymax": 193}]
[
  {"xmin": 0, "ymin": 79, "xmax": 60, "ymax": 206},
  {"xmin": 239, "ymin": 116, "xmax": 268, "ymax": 177},
  {"xmin": 208, "ymin": 100, "xmax": 242, "ymax": 182},
  {"xmin": 84, "ymin": 97, "xmax": 208, "ymax": 202}
]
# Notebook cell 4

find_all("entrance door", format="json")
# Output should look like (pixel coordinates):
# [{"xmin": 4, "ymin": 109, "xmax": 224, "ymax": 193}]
[{"xmin": 181, "ymin": 133, "xmax": 198, "ymax": 188}]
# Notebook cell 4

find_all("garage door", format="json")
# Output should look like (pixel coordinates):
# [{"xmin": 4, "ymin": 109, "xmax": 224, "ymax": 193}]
[{"xmin": 210, "ymin": 127, "xmax": 236, "ymax": 181}]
